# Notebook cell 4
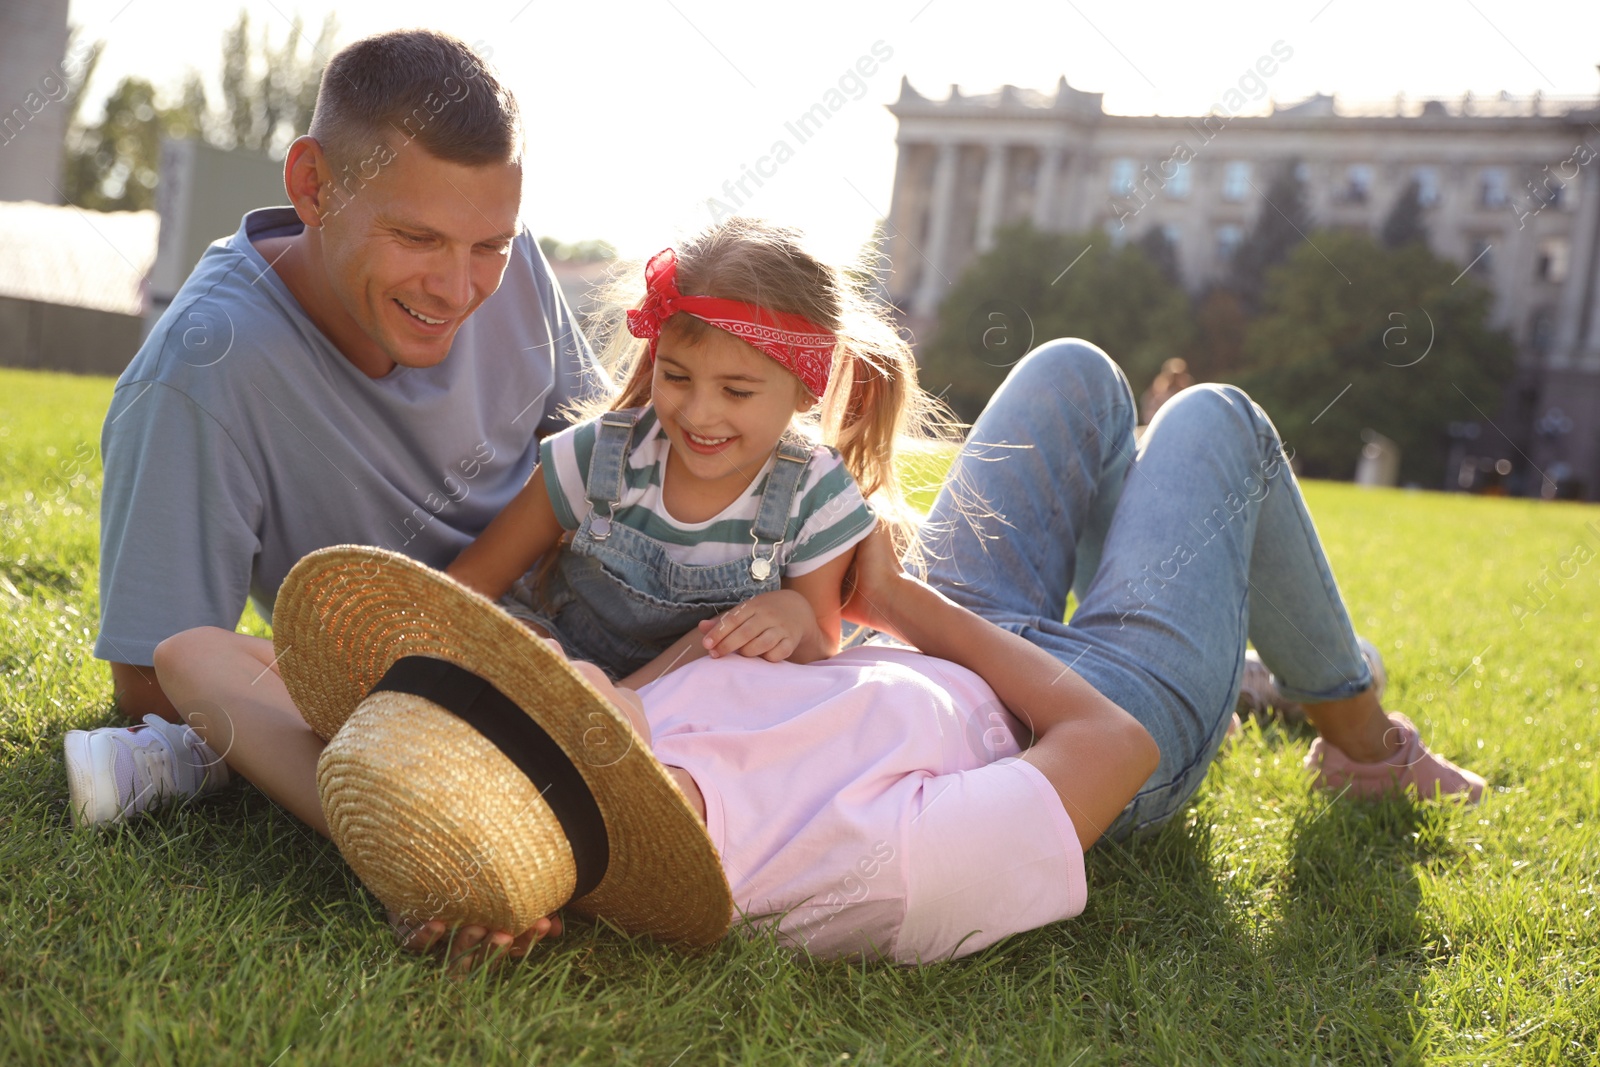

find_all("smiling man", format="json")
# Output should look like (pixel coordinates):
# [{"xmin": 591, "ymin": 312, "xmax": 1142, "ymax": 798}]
[{"xmin": 85, "ymin": 30, "xmax": 592, "ymax": 736}]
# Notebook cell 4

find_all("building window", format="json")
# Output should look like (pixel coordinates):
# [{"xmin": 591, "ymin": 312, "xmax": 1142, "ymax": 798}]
[
  {"xmin": 1216, "ymin": 224, "xmax": 1243, "ymax": 263},
  {"xmin": 1109, "ymin": 158, "xmax": 1137, "ymax": 197},
  {"xmin": 1529, "ymin": 307, "xmax": 1556, "ymax": 358},
  {"xmin": 1103, "ymin": 215, "xmax": 1131, "ymax": 247},
  {"xmin": 1524, "ymin": 165, "xmax": 1577, "ymax": 213},
  {"xmin": 1341, "ymin": 164, "xmax": 1373, "ymax": 204},
  {"xmin": 1222, "ymin": 161, "xmax": 1251, "ymax": 202},
  {"xmin": 1017, "ymin": 154, "xmax": 1038, "ymax": 192},
  {"xmin": 1479, "ymin": 168, "xmax": 1509, "ymax": 208},
  {"xmin": 1537, "ymin": 169, "xmax": 1567, "ymax": 210},
  {"xmin": 1164, "ymin": 160, "xmax": 1192, "ymax": 199},
  {"xmin": 1536, "ymin": 237, "xmax": 1569, "ymax": 283},
  {"xmin": 1413, "ymin": 166, "xmax": 1440, "ymax": 206}
]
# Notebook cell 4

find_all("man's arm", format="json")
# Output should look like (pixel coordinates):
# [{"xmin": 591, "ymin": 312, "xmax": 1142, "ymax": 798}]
[
  {"xmin": 96, "ymin": 382, "xmax": 261, "ymax": 719},
  {"xmin": 843, "ymin": 526, "xmax": 1159, "ymax": 848}
]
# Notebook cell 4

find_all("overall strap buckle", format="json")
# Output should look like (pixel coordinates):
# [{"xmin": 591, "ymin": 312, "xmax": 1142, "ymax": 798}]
[
  {"xmin": 747, "ymin": 437, "xmax": 812, "ymax": 581},
  {"xmin": 585, "ymin": 410, "xmax": 640, "ymax": 540}
]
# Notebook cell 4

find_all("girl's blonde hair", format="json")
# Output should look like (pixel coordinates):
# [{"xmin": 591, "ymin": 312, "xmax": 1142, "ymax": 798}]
[{"xmin": 573, "ymin": 216, "xmax": 959, "ymax": 564}]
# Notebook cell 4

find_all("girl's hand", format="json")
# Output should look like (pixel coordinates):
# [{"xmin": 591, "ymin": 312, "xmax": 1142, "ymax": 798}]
[
  {"xmin": 390, "ymin": 911, "xmax": 563, "ymax": 977},
  {"xmin": 699, "ymin": 590, "xmax": 817, "ymax": 662}
]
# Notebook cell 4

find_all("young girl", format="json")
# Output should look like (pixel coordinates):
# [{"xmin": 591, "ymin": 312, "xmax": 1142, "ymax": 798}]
[{"xmin": 447, "ymin": 217, "xmax": 948, "ymax": 681}]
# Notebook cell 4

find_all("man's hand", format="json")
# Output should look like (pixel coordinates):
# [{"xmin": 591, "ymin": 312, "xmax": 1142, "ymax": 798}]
[
  {"xmin": 699, "ymin": 590, "xmax": 819, "ymax": 662},
  {"xmin": 390, "ymin": 911, "xmax": 563, "ymax": 977}
]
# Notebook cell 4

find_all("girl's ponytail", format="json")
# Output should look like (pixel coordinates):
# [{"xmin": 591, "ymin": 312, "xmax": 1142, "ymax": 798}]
[{"xmin": 818, "ymin": 297, "xmax": 954, "ymax": 569}]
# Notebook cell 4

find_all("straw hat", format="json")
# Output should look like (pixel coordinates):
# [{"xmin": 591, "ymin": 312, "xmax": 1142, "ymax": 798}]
[{"xmin": 271, "ymin": 545, "xmax": 732, "ymax": 947}]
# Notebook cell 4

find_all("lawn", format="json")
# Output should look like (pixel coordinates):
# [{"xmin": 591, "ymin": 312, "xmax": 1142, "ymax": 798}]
[{"xmin": 1, "ymin": 366, "xmax": 1596, "ymax": 1065}]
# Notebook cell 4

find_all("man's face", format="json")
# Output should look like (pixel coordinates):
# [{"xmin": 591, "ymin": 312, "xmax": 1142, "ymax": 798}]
[{"xmin": 316, "ymin": 144, "xmax": 522, "ymax": 373}]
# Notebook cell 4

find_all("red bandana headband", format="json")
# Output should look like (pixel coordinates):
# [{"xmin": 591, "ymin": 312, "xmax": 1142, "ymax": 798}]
[{"xmin": 625, "ymin": 248, "xmax": 836, "ymax": 397}]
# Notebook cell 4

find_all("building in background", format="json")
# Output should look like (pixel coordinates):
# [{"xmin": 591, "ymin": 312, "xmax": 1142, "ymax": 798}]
[
  {"xmin": 884, "ymin": 78, "xmax": 1600, "ymax": 498},
  {"xmin": 0, "ymin": 140, "xmax": 281, "ymax": 378},
  {"xmin": 0, "ymin": 0, "xmax": 71, "ymax": 203},
  {"xmin": 146, "ymin": 139, "xmax": 285, "ymax": 334},
  {"xmin": 0, "ymin": 201, "xmax": 155, "ymax": 376}
]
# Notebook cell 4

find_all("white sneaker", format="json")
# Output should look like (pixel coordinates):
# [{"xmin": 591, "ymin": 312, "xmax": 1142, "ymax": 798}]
[
  {"xmin": 1236, "ymin": 652, "xmax": 1276, "ymax": 717},
  {"xmin": 1240, "ymin": 637, "xmax": 1387, "ymax": 724},
  {"xmin": 64, "ymin": 714, "xmax": 230, "ymax": 827}
]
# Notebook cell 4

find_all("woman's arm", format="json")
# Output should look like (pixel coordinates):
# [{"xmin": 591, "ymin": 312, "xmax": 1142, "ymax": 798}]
[
  {"xmin": 843, "ymin": 526, "xmax": 1159, "ymax": 848},
  {"xmin": 618, "ymin": 627, "xmax": 711, "ymax": 689},
  {"xmin": 447, "ymin": 468, "xmax": 566, "ymax": 600}
]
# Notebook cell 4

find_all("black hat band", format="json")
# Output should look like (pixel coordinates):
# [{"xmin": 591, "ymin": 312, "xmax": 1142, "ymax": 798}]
[{"xmin": 369, "ymin": 655, "xmax": 610, "ymax": 899}]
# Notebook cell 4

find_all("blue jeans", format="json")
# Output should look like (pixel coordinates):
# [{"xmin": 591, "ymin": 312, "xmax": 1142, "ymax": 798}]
[{"xmin": 920, "ymin": 339, "xmax": 1373, "ymax": 839}]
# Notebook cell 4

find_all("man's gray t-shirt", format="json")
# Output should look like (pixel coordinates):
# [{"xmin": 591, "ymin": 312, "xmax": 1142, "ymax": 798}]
[{"xmin": 95, "ymin": 206, "xmax": 594, "ymax": 666}]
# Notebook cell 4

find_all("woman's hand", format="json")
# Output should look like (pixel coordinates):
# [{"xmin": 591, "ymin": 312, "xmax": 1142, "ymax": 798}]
[
  {"xmin": 840, "ymin": 523, "xmax": 915, "ymax": 640},
  {"xmin": 390, "ymin": 911, "xmax": 563, "ymax": 977},
  {"xmin": 699, "ymin": 590, "xmax": 817, "ymax": 661}
]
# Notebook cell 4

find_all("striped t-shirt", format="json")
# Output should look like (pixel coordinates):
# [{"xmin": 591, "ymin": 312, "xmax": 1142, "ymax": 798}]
[{"xmin": 539, "ymin": 406, "xmax": 875, "ymax": 577}]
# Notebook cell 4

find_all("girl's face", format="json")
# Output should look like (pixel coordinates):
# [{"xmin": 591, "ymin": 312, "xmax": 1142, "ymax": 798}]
[{"xmin": 651, "ymin": 327, "xmax": 814, "ymax": 494}]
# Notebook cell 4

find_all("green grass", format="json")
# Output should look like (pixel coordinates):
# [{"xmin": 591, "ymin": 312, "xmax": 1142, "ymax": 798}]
[{"xmin": 2, "ymin": 366, "xmax": 1596, "ymax": 1065}]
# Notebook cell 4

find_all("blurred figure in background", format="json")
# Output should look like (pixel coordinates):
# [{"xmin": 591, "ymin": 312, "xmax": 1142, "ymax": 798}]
[{"xmin": 1141, "ymin": 357, "xmax": 1195, "ymax": 426}]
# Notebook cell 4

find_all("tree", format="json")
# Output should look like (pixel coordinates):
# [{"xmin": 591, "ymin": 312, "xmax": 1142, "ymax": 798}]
[
  {"xmin": 538, "ymin": 237, "xmax": 618, "ymax": 263},
  {"xmin": 919, "ymin": 223, "xmax": 1195, "ymax": 421},
  {"xmin": 1231, "ymin": 159, "xmax": 1312, "ymax": 313},
  {"xmin": 59, "ymin": 10, "xmax": 334, "ymax": 211},
  {"xmin": 1381, "ymin": 178, "xmax": 1430, "ymax": 250},
  {"xmin": 60, "ymin": 77, "xmax": 203, "ymax": 211},
  {"xmin": 1185, "ymin": 284, "xmax": 1250, "ymax": 379},
  {"xmin": 1135, "ymin": 226, "xmax": 1181, "ymax": 287},
  {"xmin": 1236, "ymin": 230, "xmax": 1514, "ymax": 484},
  {"xmin": 59, "ymin": 26, "xmax": 104, "ymax": 135},
  {"xmin": 214, "ymin": 11, "xmax": 335, "ymax": 156}
]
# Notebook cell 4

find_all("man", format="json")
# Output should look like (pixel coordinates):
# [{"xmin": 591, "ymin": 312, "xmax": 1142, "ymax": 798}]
[{"xmin": 66, "ymin": 29, "xmax": 592, "ymax": 824}]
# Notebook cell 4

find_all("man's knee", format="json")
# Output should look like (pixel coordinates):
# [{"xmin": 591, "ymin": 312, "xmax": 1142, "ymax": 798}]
[
  {"xmin": 1011, "ymin": 338, "xmax": 1122, "ymax": 390},
  {"xmin": 994, "ymin": 338, "xmax": 1134, "ymax": 420},
  {"xmin": 1149, "ymin": 383, "xmax": 1273, "ymax": 450}
]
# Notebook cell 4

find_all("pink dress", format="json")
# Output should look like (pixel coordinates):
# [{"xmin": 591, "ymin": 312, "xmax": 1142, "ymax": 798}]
[{"xmin": 641, "ymin": 646, "xmax": 1088, "ymax": 963}]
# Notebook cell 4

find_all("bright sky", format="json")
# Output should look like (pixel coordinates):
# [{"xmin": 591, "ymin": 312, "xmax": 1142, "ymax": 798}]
[{"xmin": 66, "ymin": 0, "xmax": 1600, "ymax": 262}]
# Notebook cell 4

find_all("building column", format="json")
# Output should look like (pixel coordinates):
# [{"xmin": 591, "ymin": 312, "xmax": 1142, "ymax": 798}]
[
  {"xmin": 1548, "ymin": 164, "xmax": 1600, "ymax": 364},
  {"xmin": 882, "ymin": 139, "xmax": 919, "ymax": 309},
  {"xmin": 1032, "ymin": 144, "xmax": 1064, "ymax": 230},
  {"xmin": 975, "ymin": 141, "xmax": 1009, "ymax": 253},
  {"xmin": 912, "ymin": 140, "xmax": 960, "ymax": 318},
  {"xmin": 1057, "ymin": 150, "xmax": 1092, "ymax": 232},
  {"xmin": 883, "ymin": 139, "xmax": 914, "ymax": 234}
]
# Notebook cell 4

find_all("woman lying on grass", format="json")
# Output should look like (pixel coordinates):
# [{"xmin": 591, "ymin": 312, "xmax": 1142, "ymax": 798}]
[{"xmin": 146, "ymin": 339, "xmax": 1484, "ymax": 968}]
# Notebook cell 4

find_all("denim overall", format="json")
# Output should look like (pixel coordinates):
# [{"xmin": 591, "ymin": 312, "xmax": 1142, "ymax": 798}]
[{"xmin": 514, "ymin": 409, "xmax": 814, "ymax": 679}]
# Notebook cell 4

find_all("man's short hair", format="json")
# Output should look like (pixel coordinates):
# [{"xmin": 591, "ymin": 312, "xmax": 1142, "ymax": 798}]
[{"xmin": 308, "ymin": 29, "xmax": 521, "ymax": 169}]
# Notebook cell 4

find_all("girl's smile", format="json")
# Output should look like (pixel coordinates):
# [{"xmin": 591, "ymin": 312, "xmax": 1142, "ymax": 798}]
[
  {"xmin": 682, "ymin": 430, "xmax": 736, "ymax": 454},
  {"xmin": 651, "ymin": 328, "xmax": 813, "ymax": 517}
]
